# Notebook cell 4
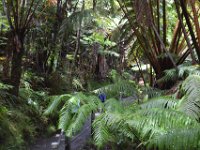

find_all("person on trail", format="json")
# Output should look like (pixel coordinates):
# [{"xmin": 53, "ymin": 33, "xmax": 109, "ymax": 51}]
[{"xmin": 98, "ymin": 92, "xmax": 106, "ymax": 103}]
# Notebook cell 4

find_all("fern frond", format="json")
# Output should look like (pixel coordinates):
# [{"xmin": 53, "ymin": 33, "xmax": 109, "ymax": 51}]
[
  {"xmin": 94, "ymin": 80, "xmax": 138, "ymax": 98},
  {"xmin": 148, "ymin": 128, "xmax": 200, "ymax": 150},
  {"xmin": 104, "ymin": 98, "xmax": 124, "ymax": 113},
  {"xmin": 66, "ymin": 103, "xmax": 98, "ymax": 136},
  {"xmin": 49, "ymin": 92, "xmax": 102, "ymax": 137},
  {"xmin": 140, "ymin": 96, "xmax": 178, "ymax": 109},
  {"xmin": 44, "ymin": 94, "xmax": 71, "ymax": 115},
  {"xmin": 178, "ymin": 75, "xmax": 200, "ymax": 119},
  {"xmin": 181, "ymin": 75, "xmax": 200, "ymax": 96},
  {"xmin": 159, "ymin": 64, "xmax": 200, "ymax": 83},
  {"xmin": 135, "ymin": 108, "xmax": 198, "ymax": 127},
  {"xmin": 93, "ymin": 114, "xmax": 115, "ymax": 148},
  {"xmin": 158, "ymin": 68, "xmax": 177, "ymax": 83},
  {"xmin": 58, "ymin": 108, "xmax": 72, "ymax": 131},
  {"xmin": 178, "ymin": 96, "xmax": 200, "ymax": 120},
  {"xmin": 177, "ymin": 64, "xmax": 200, "ymax": 78},
  {"xmin": 141, "ymin": 87, "xmax": 165, "ymax": 99},
  {"xmin": 126, "ymin": 108, "xmax": 198, "ymax": 142}
]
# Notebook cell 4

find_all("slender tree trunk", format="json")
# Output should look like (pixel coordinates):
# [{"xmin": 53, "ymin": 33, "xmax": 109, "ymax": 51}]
[
  {"xmin": 179, "ymin": 0, "xmax": 200, "ymax": 62},
  {"xmin": 175, "ymin": 0, "xmax": 196, "ymax": 63},
  {"xmin": 93, "ymin": 0, "xmax": 96, "ymax": 11},
  {"xmin": 74, "ymin": 28, "xmax": 81, "ymax": 66},
  {"xmin": 156, "ymin": 0, "xmax": 161, "ymax": 52},
  {"xmin": 48, "ymin": 0, "xmax": 64, "ymax": 74},
  {"xmin": 163, "ymin": 0, "xmax": 167, "ymax": 45},
  {"xmin": 97, "ymin": 54, "xmax": 108, "ymax": 80},
  {"xmin": 190, "ymin": 0, "xmax": 200, "ymax": 47},
  {"xmin": 74, "ymin": 0, "xmax": 84, "ymax": 66}
]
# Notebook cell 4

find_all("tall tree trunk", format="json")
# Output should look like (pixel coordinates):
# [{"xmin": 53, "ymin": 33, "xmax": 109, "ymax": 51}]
[
  {"xmin": 74, "ymin": 28, "xmax": 81, "ymax": 66},
  {"xmin": 190, "ymin": 0, "xmax": 200, "ymax": 48},
  {"xmin": 175, "ymin": 0, "xmax": 196, "ymax": 63},
  {"xmin": 97, "ymin": 54, "xmax": 108, "ymax": 80},
  {"xmin": 163, "ymin": 0, "xmax": 167, "ymax": 45},
  {"xmin": 179, "ymin": 0, "xmax": 200, "ymax": 62},
  {"xmin": 10, "ymin": 34, "xmax": 24, "ymax": 96},
  {"xmin": 74, "ymin": 0, "xmax": 84, "ymax": 66}
]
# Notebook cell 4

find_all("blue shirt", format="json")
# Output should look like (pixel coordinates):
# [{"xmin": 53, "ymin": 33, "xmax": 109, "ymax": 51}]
[{"xmin": 98, "ymin": 93, "xmax": 106, "ymax": 103}]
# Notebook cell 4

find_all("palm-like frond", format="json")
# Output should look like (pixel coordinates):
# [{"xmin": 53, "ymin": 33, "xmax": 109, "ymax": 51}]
[
  {"xmin": 141, "ymin": 87, "xmax": 165, "ymax": 99},
  {"xmin": 159, "ymin": 64, "xmax": 200, "ymax": 82},
  {"xmin": 181, "ymin": 75, "xmax": 200, "ymax": 95},
  {"xmin": 148, "ymin": 128, "xmax": 200, "ymax": 150},
  {"xmin": 159, "ymin": 68, "xmax": 178, "ymax": 83},
  {"xmin": 45, "ymin": 92, "xmax": 103, "ymax": 136},
  {"xmin": 125, "ymin": 108, "xmax": 198, "ymax": 143},
  {"xmin": 60, "ymin": 9, "xmax": 94, "ymax": 39},
  {"xmin": 58, "ymin": 108, "xmax": 72, "ymax": 131},
  {"xmin": 141, "ymin": 96, "xmax": 178, "ymax": 109},
  {"xmin": 66, "ymin": 102, "xmax": 98, "ymax": 136},
  {"xmin": 104, "ymin": 98, "xmax": 124, "ymax": 113},
  {"xmin": 177, "ymin": 75, "xmax": 200, "ymax": 119},
  {"xmin": 93, "ymin": 101, "xmax": 199, "ymax": 149},
  {"xmin": 93, "ymin": 113, "xmax": 115, "ymax": 148},
  {"xmin": 93, "ymin": 79, "xmax": 138, "ymax": 99},
  {"xmin": 44, "ymin": 94, "xmax": 71, "ymax": 115}
]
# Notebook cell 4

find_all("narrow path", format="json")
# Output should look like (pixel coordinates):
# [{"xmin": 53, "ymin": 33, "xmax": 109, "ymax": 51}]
[
  {"xmin": 29, "ymin": 133, "xmax": 65, "ymax": 150},
  {"xmin": 70, "ymin": 118, "xmax": 91, "ymax": 150},
  {"xmin": 29, "ymin": 118, "xmax": 91, "ymax": 150}
]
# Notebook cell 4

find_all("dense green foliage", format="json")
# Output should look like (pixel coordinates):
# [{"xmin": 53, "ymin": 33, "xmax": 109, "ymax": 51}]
[{"xmin": 45, "ymin": 73, "xmax": 200, "ymax": 150}]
